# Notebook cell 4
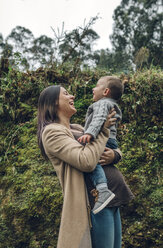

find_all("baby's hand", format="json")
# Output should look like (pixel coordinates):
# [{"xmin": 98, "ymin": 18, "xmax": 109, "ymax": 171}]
[{"xmin": 78, "ymin": 134, "xmax": 92, "ymax": 144}]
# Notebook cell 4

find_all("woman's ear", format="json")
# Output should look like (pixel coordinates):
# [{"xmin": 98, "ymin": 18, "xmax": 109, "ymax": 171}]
[{"xmin": 103, "ymin": 88, "xmax": 110, "ymax": 97}]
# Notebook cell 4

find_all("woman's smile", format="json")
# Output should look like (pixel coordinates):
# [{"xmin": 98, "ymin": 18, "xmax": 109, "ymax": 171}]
[{"xmin": 69, "ymin": 100, "xmax": 74, "ymax": 106}]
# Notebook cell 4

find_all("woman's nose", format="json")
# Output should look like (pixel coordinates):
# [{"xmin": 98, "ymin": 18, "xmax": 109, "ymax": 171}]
[{"xmin": 71, "ymin": 95, "xmax": 75, "ymax": 99}]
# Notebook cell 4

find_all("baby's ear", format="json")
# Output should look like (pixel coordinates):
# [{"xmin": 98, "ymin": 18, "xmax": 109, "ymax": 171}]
[{"xmin": 103, "ymin": 88, "xmax": 110, "ymax": 96}]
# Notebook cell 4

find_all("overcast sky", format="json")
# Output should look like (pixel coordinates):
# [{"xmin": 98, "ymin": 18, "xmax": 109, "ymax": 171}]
[{"xmin": 0, "ymin": 0, "xmax": 121, "ymax": 50}]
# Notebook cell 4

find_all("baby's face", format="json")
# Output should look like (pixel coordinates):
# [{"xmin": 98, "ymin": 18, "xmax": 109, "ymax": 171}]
[{"xmin": 92, "ymin": 80, "xmax": 106, "ymax": 101}]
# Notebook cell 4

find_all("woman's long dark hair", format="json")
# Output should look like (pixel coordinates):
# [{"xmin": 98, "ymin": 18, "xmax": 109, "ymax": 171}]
[{"xmin": 37, "ymin": 85, "xmax": 61, "ymax": 159}]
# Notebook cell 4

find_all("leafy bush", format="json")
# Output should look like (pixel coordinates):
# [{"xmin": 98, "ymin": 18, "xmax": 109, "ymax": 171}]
[{"xmin": 0, "ymin": 65, "xmax": 162, "ymax": 247}]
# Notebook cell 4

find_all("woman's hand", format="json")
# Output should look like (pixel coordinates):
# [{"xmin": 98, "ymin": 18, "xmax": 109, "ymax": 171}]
[
  {"xmin": 99, "ymin": 147, "xmax": 115, "ymax": 166},
  {"xmin": 104, "ymin": 109, "xmax": 116, "ymax": 128}
]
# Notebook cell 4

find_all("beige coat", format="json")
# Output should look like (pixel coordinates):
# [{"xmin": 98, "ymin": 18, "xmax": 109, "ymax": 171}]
[{"xmin": 42, "ymin": 123, "xmax": 109, "ymax": 248}]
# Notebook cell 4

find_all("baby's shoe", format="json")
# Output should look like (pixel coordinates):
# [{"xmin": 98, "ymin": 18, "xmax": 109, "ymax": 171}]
[{"xmin": 92, "ymin": 188, "xmax": 115, "ymax": 214}]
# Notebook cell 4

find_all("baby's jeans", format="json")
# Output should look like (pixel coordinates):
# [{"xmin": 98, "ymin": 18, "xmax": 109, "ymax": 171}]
[{"xmin": 87, "ymin": 138, "xmax": 118, "ymax": 186}]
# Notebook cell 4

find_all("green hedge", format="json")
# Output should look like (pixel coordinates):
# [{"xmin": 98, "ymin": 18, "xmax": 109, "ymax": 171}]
[{"xmin": 0, "ymin": 65, "xmax": 162, "ymax": 247}]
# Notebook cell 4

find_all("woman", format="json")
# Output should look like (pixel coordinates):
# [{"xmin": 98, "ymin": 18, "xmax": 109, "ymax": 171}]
[{"xmin": 37, "ymin": 85, "xmax": 134, "ymax": 248}]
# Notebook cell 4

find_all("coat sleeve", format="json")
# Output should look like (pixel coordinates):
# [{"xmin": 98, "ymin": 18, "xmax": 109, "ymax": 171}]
[
  {"xmin": 42, "ymin": 125, "xmax": 109, "ymax": 172},
  {"xmin": 85, "ymin": 101, "xmax": 111, "ymax": 138}
]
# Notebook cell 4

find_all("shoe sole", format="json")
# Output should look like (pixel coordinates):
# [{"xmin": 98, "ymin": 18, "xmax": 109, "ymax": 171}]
[{"xmin": 92, "ymin": 193, "xmax": 115, "ymax": 214}]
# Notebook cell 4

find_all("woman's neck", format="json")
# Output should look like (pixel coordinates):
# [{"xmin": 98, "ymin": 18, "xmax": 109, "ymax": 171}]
[{"xmin": 58, "ymin": 115, "xmax": 70, "ymax": 129}]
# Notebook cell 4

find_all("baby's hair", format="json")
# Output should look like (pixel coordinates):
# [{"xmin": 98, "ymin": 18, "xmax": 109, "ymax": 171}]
[{"xmin": 100, "ymin": 76, "xmax": 124, "ymax": 100}]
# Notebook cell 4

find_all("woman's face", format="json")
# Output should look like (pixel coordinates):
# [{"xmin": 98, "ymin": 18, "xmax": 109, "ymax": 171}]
[{"xmin": 58, "ymin": 87, "xmax": 76, "ymax": 118}]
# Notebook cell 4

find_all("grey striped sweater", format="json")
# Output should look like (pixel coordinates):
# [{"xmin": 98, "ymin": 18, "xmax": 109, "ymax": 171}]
[{"xmin": 84, "ymin": 97, "xmax": 122, "ymax": 139}]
